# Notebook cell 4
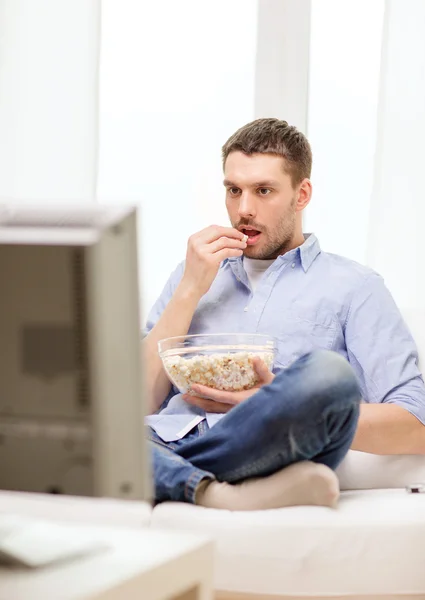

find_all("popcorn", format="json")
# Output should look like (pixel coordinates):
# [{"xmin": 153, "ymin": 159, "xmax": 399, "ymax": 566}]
[{"xmin": 162, "ymin": 351, "xmax": 274, "ymax": 394}]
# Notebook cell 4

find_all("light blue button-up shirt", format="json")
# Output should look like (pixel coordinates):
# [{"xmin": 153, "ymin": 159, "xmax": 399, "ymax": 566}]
[{"xmin": 145, "ymin": 234, "xmax": 425, "ymax": 442}]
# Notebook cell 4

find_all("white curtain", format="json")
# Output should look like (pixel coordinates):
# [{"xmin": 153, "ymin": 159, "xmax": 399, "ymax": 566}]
[
  {"xmin": 306, "ymin": 0, "xmax": 425, "ymax": 358},
  {"xmin": 0, "ymin": 0, "xmax": 100, "ymax": 201},
  {"xmin": 97, "ymin": 0, "xmax": 258, "ymax": 317},
  {"xmin": 366, "ymin": 0, "xmax": 425, "ymax": 356},
  {"xmin": 306, "ymin": 0, "xmax": 385, "ymax": 264},
  {"xmin": 0, "ymin": 0, "xmax": 423, "ymax": 351}
]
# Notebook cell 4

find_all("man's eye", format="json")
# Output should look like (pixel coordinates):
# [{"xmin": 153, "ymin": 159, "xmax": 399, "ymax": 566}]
[
  {"xmin": 229, "ymin": 187, "xmax": 240, "ymax": 196},
  {"xmin": 258, "ymin": 188, "xmax": 271, "ymax": 196}
]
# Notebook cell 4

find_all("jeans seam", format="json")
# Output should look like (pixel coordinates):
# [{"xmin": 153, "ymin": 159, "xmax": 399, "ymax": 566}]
[
  {"xmin": 219, "ymin": 442, "xmax": 292, "ymax": 482},
  {"xmin": 152, "ymin": 437, "xmax": 173, "ymax": 450},
  {"xmin": 184, "ymin": 470, "xmax": 214, "ymax": 503}
]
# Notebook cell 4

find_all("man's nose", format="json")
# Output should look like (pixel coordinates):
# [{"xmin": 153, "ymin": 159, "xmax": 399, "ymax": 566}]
[{"xmin": 238, "ymin": 192, "xmax": 257, "ymax": 219}]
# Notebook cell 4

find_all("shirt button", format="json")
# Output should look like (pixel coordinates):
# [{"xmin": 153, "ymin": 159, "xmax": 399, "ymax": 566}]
[
  {"xmin": 291, "ymin": 263, "xmax": 295, "ymax": 268},
  {"xmin": 244, "ymin": 307, "xmax": 248, "ymax": 312}
]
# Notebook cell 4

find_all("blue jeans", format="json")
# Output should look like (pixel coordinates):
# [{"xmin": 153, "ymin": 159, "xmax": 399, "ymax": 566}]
[{"xmin": 148, "ymin": 350, "xmax": 361, "ymax": 504}]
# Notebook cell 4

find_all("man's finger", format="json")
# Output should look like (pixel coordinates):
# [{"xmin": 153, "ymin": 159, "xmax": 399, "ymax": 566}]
[
  {"xmin": 190, "ymin": 384, "xmax": 240, "ymax": 404},
  {"xmin": 209, "ymin": 236, "xmax": 247, "ymax": 254},
  {"xmin": 253, "ymin": 357, "xmax": 275, "ymax": 384},
  {"xmin": 199, "ymin": 226, "xmax": 246, "ymax": 244},
  {"xmin": 183, "ymin": 394, "xmax": 232, "ymax": 414}
]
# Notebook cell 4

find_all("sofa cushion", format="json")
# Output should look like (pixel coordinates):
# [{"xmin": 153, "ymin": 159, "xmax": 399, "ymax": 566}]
[
  {"xmin": 0, "ymin": 490, "xmax": 152, "ymax": 528},
  {"xmin": 151, "ymin": 489, "xmax": 425, "ymax": 597},
  {"xmin": 337, "ymin": 450, "xmax": 425, "ymax": 490}
]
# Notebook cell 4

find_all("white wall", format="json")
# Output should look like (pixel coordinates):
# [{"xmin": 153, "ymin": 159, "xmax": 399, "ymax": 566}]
[
  {"xmin": 305, "ymin": 0, "xmax": 424, "ymax": 351},
  {"xmin": 254, "ymin": 0, "xmax": 311, "ymax": 132},
  {"xmin": 365, "ymin": 0, "xmax": 425, "ymax": 353},
  {"xmin": 97, "ymin": 0, "xmax": 258, "ymax": 318},
  {"xmin": 0, "ymin": 0, "xmax": 100, "ymax": 202},
  {"xmin": 366, "ymin": 0, "xmax": 425, "ymax": 310},
  {"xmin": 305, "ymin": 0, "xmax": 385, "ymax": 264}
]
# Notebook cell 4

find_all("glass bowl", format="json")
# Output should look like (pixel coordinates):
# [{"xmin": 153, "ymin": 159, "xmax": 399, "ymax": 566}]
[{"xmin": 158, "ymin": 333, "xmax": 276, "ymax": 395}]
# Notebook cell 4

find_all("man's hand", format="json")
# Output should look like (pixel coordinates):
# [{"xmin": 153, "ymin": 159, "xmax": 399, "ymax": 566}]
[
  {"xmin": 183, "ymin": 358, "xmax": 275, "ymax": 413},
  {"xmin": 180, "ymin": 225, "xmax": 247, "ymax": 299}
]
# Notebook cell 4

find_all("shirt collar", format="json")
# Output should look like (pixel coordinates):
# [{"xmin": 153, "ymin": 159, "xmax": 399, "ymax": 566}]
[
  {"xmin": 225, "ymin": 233, "xmax": 321, "ymax": 274},
  {"xmin": 298, "ymin": 233, "xmax": 321, "ymax": 272}
]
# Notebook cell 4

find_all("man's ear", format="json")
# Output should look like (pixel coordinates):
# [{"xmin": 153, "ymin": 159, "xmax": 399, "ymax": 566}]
[{"xmin": 295, "ymin": 178, "xmax": 312, "ymax": 212}]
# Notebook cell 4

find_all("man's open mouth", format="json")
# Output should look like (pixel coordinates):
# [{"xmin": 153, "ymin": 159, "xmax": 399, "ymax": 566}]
[{"xmin": 240, "ymin": 227, "xmax": 262, "ymax": 246}]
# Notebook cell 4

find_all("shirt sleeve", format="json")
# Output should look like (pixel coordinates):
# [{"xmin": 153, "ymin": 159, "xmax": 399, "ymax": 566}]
[
  {"xmin": 142, "ymin": 261, "xmax": 185, "ymax": 337},
  {"xmin": 344, "ymin": 273, "xmax": 425, "ymax": 425}
]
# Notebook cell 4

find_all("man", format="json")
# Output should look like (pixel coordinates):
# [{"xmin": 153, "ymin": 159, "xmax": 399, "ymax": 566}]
[{"xmin": 144, "ymin": 118, "xmax": 425, "ymax": 511}]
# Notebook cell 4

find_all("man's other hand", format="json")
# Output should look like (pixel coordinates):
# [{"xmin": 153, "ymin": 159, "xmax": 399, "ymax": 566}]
[{"xmin": 183, "ymin": 358, "xmax": 275, "ymax": 413}]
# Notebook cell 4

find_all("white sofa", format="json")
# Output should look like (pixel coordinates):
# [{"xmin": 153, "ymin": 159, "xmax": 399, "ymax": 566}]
[
  {"xmin": 152, "ymin": 454, "xmax": 425, "ymax": 600},
  {"xmin": 1, "ymin": 464, "xmax": 425, "ymax": 600},
  {"xmin": 1, "ymin": 312, "xmax": 424, "ymax": 600}
]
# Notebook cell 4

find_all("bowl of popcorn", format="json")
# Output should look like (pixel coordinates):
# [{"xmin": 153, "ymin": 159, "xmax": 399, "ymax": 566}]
[{"xmin": 158, "ymin": 333, "xmax": 276, "ymax": 395}]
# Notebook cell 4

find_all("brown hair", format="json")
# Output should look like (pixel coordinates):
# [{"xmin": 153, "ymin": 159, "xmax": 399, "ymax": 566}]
[{"xmin": 222, "ymin": 118, "xmax": 312, "ymax": 186}]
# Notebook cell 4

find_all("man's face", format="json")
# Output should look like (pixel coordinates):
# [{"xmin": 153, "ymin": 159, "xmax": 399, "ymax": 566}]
[{"xmin": 224, "ymin": 151, "xmax": 301, "ymax": 259}]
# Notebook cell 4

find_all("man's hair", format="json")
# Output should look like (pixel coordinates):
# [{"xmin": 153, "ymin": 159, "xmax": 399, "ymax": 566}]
[{"xmin": 222, "ymin": 118, "xmax": 312, "ymax": 186}]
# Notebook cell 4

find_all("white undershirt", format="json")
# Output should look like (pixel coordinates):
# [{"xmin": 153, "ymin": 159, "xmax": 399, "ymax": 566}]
[{"xmin": 243, "ymin": 257, "xmax": 275, "ymax": 292}]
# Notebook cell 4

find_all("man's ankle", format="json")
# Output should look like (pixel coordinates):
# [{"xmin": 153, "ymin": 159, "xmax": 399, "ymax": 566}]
[{"xmin": 194, "ymin": 477, "xmax": 215, "ymax": 505}]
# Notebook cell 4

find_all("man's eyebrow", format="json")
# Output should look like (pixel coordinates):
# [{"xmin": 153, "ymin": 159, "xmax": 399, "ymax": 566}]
[
  {"xmin": 252, "ymin": 180, "xmax": 280, "ymax": 187},
  {"xmin": 223, "ymin": 179, "xmax": 280, "ymax": 187}
]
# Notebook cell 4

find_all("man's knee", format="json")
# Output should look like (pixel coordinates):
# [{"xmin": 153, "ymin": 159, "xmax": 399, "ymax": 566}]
[
  {"xmin": 308, "ymin": 349, "xmax": 358, "ymax": 384},
  {"xmin": 297, "ymin": 350, "xmax": 361, "ymax": 410}
]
